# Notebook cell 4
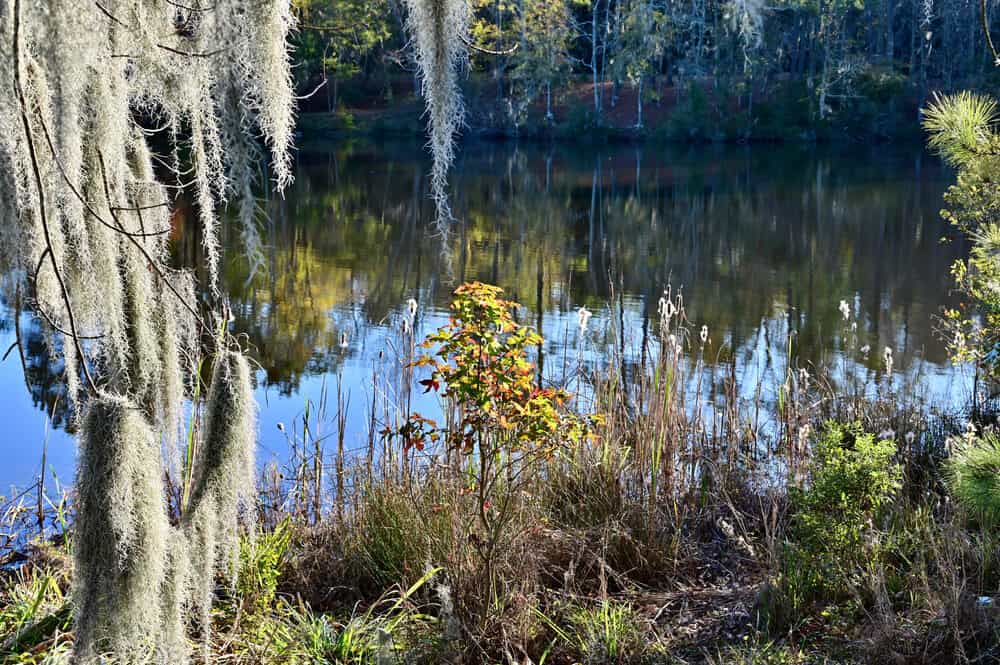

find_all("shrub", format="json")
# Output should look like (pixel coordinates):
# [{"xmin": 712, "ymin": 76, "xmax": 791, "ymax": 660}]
[
  {"xmin": 388, "ymin": 282, "xmax": 598, "ymax": 649},
  {"xmin": 767, "ymin": 422, "xmax": 901, "ymax": 625},
  {"xmin": 238, "ymin": 518, "xmax": 293, "ymax": 615},
  {"xmin": 396, "ymin": 282, "xmax": 591, "ymax": 553},
  {"xmin": 946, "ymin": 429, "xmax": 1000, "ymax": 527}
]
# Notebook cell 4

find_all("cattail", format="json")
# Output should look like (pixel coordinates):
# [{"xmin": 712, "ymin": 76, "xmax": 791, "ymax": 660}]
[
  {"xmin": 839, "ymin": 299, "xmax": 851, "ymax": 321},
  {"xmin": 404, "ymin": 298, "xmax": 418, "ymax": 334},
  {"xmin": 667, "ymin": 333, "xmax": 681, "ymax": 357},
  {"xmin": 658, "ymin": 290, "xmax": 678, "ymax": 329}
]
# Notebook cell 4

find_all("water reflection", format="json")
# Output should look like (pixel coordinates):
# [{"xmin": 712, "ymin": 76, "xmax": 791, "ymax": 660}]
[
  {"xmin": 0, "ymin": 140, "xmax": 970, "ymax": 489},
  {"xmin": 221, "ymin": 141, "xmax": 963, "ymax": 390}
]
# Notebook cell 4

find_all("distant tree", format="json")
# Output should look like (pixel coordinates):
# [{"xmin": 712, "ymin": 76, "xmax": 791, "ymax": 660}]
[
  {"xmin": 293, "ymin": 0, "xmax": 395, "ymax": 110},
  {"xmin": 471, "ymin": 0, "xmax": 521, "ymax": 109},
  {"xmin": 511, "ymin": 0, "xmax": 573, "ymax": 122},
  {"xmin": 609, "ymin": 0, "xmax": 667, "ymax": 127}
]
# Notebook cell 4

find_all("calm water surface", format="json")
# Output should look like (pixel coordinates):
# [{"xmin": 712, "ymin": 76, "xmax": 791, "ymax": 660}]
[{"xmin": 0, "ymin": 140, "xmax": 972, "ymax": 492}]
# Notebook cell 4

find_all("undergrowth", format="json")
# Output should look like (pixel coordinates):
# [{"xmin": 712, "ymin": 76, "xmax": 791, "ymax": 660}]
[{"xmin": 3, "ymin": 283, "xmax": 1000, "ymax": 664}]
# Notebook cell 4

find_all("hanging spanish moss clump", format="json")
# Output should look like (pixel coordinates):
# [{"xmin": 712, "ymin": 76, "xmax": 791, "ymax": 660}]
[
  {"xmin": 185, "ymin": 351, "xmax": 258, "ymax": 641},
  {"xmin": 159, "ymin": 528, "xmax": 192, "ymax": 664},
  {"xmin": 0, "ymin": 0, "xmax": 294, "ymax": 661},
  {"xmin": 0, "ymin": 0, "xmax": 297, "ymax": 395},
  {"xmin": 402, "ymin": 0, "xmax": 471, "ymax": 231},
  {"xmin": 73, "ymin": 395, "xmax": 170, "ymax": 662}
]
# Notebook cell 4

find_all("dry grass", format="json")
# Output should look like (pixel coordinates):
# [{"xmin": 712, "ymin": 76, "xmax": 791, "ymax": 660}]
[{"xmin": 3, "ymin": 288, "xmax": 1000, "ymax": 663}]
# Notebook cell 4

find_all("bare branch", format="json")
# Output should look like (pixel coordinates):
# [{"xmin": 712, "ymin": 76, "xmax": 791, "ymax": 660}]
[
  {"xmin": 156, "ymin": 43, "xmax": 227, "ymax": 58},
  {"xmin": 459, "ymin": 34, "xmax": 519, "ymax": 56},
  {"xmin": 110, "ymin": 201, "xmax": 171, "ymax": 212},
  {"xmin": 295, "ymin": 78, "xmax": 328, "ymax": 101},
  {"xmin": 163, "ymin": 0, "xmax": 217, "ymax": 11},
  {"xmin": 1, "ymin": 341, "xmax": 18, "ymax": 363},
  {"xmin": 983, "ymin": 0, "xmax": 1000, "ymax": 66},
  {"xmin": 94, "ymin": 1, "xmax": 131, "ymax": 29},
  {"xmin": 34, "ymin": 305, "xmax": 106, "ymax": 340}
]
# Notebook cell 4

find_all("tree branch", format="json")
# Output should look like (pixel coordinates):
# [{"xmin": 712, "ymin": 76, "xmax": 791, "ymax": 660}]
[
  {"xmin": 460, "ymin": 34, "xmax": 519, "ymax": 56},
  {"xmin": 156, "ymin": 43, "xmax": 227, "ymax": 58},
  {"xmin": 983, "ymin": 0, "xmax": 1000, "ymax": 66},
  {"xmin": 163, "ymin": 0, "xmax": 217, "ymax": 11},
  {"xmin": 96, "ymin": 150, "xmax": 215, "ymax": 340},
  {"xmin": 94, "ymin": 1, "xmax": 131, "ymax": 29},
  {"xmin": 34, "ymin": 115, "xmax": 171, "ymax": 238}
]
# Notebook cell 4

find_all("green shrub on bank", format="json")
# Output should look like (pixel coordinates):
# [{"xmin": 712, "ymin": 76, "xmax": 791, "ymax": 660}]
[
  {"xmin": 765, "ymin": 423, "xmax": 901, "ymax": 628},
  {"xmin": 947, "ymin": 430, "xmax": 1000, "ymax": 527}
]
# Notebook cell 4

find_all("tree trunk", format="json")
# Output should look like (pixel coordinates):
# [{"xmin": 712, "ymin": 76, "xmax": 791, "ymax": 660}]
[
  {"xmin": 636, "ymin": 76, "xmax": 644, "ymax": 128},
  {"xmin": 592, "ymin": 0, "xmax": 601, "ymax": 117}
]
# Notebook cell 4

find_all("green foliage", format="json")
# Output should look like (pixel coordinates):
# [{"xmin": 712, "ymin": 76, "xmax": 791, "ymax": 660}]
[
  {"xmin": 510, "ymin": 0, "xmax": 571, "ymax": 120},
  {"xmin": 278, "ymin": 568, "xmax": 441, "ymax": 664},
  {"xmin": 566, "ymin": 600, "xmax": 646, "ymax": 664},
  {"xmin": 239, "ymin": 518, "xmax": 293, "ymax": 614},
  {"xmin": 705, "ymin": 641, "xmax": 825, "ymax": 665},
  {"xmin": 0, "ymin": 563, "xmax": 72, "ymax": 661},
  {"xmin": 403, "ymin": 282, "xmax": 589, "ymax": 454},
  {"xmin": 609, "ymin": 0, "xmax": 667, "ymax": 90},
  {"xmin": 769, "ymin": 423, "xmax": 901, "ymax": 624},
  {"xmin": 292, "ymin": 0, "xmax": 394, "ymax": 98},
  {"xmin": 924, "ymin": 92, "xmax": 1000, "ymax": 168},
  {"xmin": 947, "ymin": 430, "xmax": 1000, "ymax": 527},
  {"xmin": 791, "ymin": 422, "xmax": 901, "ymax": 555},
  {"xmin": 536, "ymin": 600, "xmax": 651, "ymax": 665},
  {"xmin": 924, "ymin": 92, "xmax": 1000, "ymax": 379}
]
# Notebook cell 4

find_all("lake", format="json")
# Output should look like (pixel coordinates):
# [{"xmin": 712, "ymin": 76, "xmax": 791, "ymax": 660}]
[{"xmin": 0, "ymin": 139, "xmax": 972, "ymax": 494}]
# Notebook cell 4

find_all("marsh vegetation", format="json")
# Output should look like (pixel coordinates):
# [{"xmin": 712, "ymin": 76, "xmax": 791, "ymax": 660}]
[{"xmin": 3, "ymin": 1, "xmax": 1000, "ymax": 664}]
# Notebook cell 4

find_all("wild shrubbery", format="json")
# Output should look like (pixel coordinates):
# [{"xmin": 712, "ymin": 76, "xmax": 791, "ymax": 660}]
[
  {"xmin": 6, "ymin": 283, "xmax": 1000, "ymax": 664},
  {"xmin": 765, "ymin": 423, "xmax": 902, "ymax": 629}
]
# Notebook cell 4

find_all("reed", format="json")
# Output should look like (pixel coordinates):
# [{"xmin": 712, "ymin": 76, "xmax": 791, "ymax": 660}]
[{"xmin": 4, "ymin": 284, "xmax": 1000, "ymax": 664}]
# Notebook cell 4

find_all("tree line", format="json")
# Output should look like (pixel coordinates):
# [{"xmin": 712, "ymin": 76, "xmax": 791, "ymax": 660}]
[{"xmin": 293, "ymin": 0, "xmax": 1000, "ymax": 132}]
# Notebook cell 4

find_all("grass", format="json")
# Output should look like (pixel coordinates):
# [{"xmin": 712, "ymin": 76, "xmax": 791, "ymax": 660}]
[{"xmin": 2, "ymin": 284, "xmax": 1000, "ymax": 664}]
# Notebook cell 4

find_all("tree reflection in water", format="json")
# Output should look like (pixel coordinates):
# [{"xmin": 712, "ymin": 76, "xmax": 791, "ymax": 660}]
[{"xmin": 2, "ymin": 140, "xmax": 970, "ymax": 488}]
